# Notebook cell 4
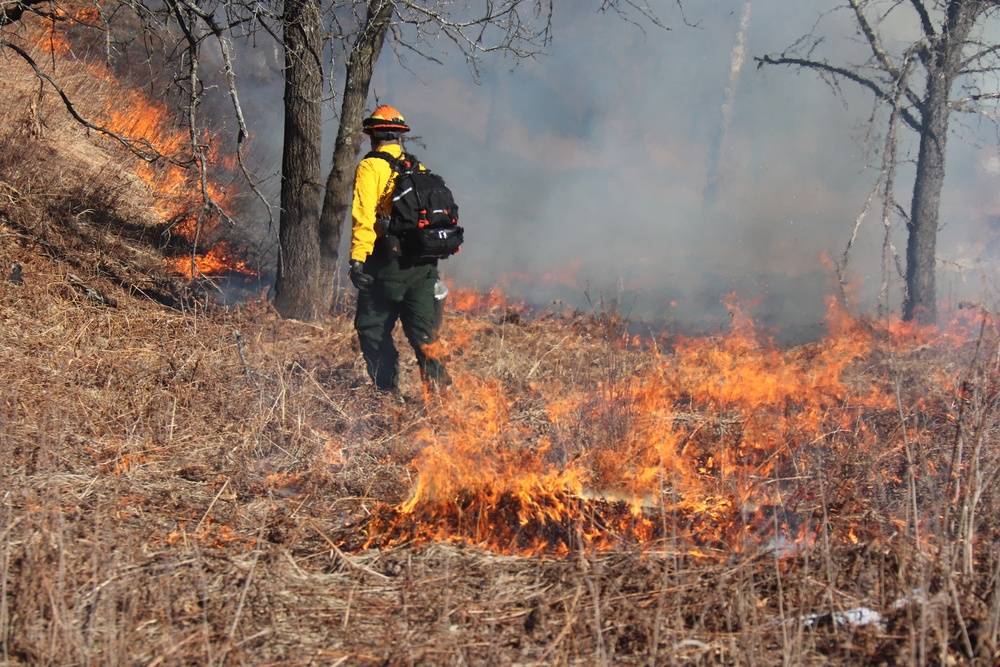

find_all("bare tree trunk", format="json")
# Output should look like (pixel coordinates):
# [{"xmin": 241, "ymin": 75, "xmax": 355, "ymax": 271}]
[
  {"xmin": 904, "ymin": 74, "xmax": 949, "ymax": 324},
  {"xmin": 274, "ymin": 0, "xmax": 325, "ymax": 321},
  {"xmin": 758, "ymin": 0, "xmax": 1000, "ymax": 324},
  {"xmin": 318, "ymin": 0, "xmax": 395, "ymax": 289},
  {"xmin": 903, "ymin": 1, "xmax": 978, "ymax": 324}
]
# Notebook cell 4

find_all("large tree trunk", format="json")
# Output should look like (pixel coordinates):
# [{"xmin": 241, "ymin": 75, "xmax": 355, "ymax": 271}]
[
  {"xmin": 318, "ymin": 0, "xmax": 395, "ymax": 290},
  {"xmin": 273, "ymin": 0, "xmax": 325, "ymax": 321},
  {"xmin": 903, "ymin": 0, "xmax": 977, "ymax": 324}
]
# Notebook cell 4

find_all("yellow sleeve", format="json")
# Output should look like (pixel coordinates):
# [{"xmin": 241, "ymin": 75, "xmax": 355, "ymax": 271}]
[{"xmin": 350, "ymin": 159, "xmax": 381, "ymax": 262}]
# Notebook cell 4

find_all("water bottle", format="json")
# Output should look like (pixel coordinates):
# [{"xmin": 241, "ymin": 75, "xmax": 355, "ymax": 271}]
[
  {"xmin": 433, "ymin": 279, "xmax": 448, "ymax": 329},
  {"xmin": 434, "ymin": 279, "xmax": 449, "ymax": 301}
]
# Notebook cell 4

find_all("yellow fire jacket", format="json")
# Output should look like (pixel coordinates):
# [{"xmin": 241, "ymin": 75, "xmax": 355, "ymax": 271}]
[{"xmin": 350, "ymin": 143, "xmax": 423, "ymax": 263}]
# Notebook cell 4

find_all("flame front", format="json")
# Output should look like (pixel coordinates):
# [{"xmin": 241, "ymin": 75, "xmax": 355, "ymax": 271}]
[
  {"xmin": 354, "ymin": 296, "xmax": 984, "ymax": 557},
  {"xmin": 101, "ymin": 92, "xmax": 252, "ymax": 279},
  {"xmin": 33, "ymin": 16, "xmax": 253, "ymax": 279}
]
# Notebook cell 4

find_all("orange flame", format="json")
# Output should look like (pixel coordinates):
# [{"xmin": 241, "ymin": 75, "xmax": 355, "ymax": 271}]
[
  {"xmin": 31, "ymin": 19, "xmax": 252, "ymax": 278},
  {"xmin": 165, "ymin": 242, "xmax": 257, "ymax": 279},
  {"xmin": 449, "ymin": 285, "xmax": 520, "ymax": 315},
  {"xmin": 104, "ymin": 94, "xmax": 248, "ymax": 277},
  {"xmin": 348, "ymin": 295, "xmax": 988, "ymax": 557}
]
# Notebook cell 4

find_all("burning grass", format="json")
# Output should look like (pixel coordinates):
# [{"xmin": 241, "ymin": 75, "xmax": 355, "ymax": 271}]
[
  {"xmin": 0, "ymin": 31, "xmax": 260, "ymax": 286},
  {"xmin": 3, "ymin": 214, "xmax": 999, "ymax": 663},
  {"xmin": 4, "ymin": 26, "xmax": 1000, "ymax": 665}
]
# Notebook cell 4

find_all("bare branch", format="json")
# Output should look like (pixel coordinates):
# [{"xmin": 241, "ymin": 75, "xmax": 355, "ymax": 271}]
[
  {"xmin": 755, "ymin": 53, "xmax": 923, "ymax": 131},
  {"xmin": 0, "ymin": 0, "xmax": 53, "ymax": 27},
  {"xmin": 953, "ymin": 91, "xmax": 1000, "ymax": 104},
  {"xmin": 0, "ymin": 39, "xmax": 179, "ymax": 163},
  {"xmin": 950, "ymin": 94, "xmax": 1000, "ymax": 126},
  {"xmin": 961, "ymin": 40, "xmax": 1000, "ymax": 70},
  {"xmin": 176, "ymin": 0, "xmax": 275, "ymax": 227},
  {"xmin": 600, "ymin": 0, "xmax": 670, "ymax": 32},
  {"xmin": 849, "ymin": 0, "xmax": 900, "ymax": 77},
  {"xmin": 395, "ymin": 0, "xmax": 558, "ymax": 61},
  {"xmin": 907, "ymin": 0, "xmax": 936, "ymax": 40},
  {"xmin": 876, "ymin": 48, "xmax": 914, "ymax": 308}
]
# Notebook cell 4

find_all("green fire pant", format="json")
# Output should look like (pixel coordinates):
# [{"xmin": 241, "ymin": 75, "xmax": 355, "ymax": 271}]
[{"xmin": 354, "ymin": 259, "xmax": 448, "ymax": 390}]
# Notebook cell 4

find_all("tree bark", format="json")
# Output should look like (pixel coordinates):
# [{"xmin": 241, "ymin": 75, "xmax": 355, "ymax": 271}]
[
  {"xmin": 274, "ymin": 0, "xmax": 325, "ymax": 321},
  {"xmin": 318, "ymin": 0, "xmax": 395, "ymax": 287},
  {"xmin": 904, "ymin": 71, "xmax": 949, "ymax": 324},
  {"xmin": 903, "ymin": 0, "xmax": 978, "ymax": 324}
]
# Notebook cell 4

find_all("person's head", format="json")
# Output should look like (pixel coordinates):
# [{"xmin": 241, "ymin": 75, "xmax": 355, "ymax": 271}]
[{"xmin": 363, "ymin": 105, "xmax": 410, "ymax": 147}]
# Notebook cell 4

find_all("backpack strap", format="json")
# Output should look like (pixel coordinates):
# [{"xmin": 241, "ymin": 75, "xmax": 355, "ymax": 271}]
[
  {"xmin": 365, "ymin": 150, "xmax": 428, "ymax": 224},
  {"xmin": 364, "ymin": 151, "xmax": 405, "ymax": 223},
  {"xmin": 364, "ymin": 150, "xmax": 417, "ymax": 173}
]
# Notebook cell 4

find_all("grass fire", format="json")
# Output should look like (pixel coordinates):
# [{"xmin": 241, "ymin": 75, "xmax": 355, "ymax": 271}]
[
  {"xmin": 345, "ymin": 296, "xmax": 995, "ymax": 562},
  {"xmin": 2, "ymin": 13, "xmax": 1000, "ymax": 667}
]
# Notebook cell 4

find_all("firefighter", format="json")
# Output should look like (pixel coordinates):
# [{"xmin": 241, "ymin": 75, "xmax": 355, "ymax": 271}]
[{"xmin": 348, "ymin": 105, "xmax": 450, "ymax": 393}]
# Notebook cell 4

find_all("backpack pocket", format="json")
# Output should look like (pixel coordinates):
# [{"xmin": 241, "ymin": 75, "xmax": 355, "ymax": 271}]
[{"xmin": 408, "ymin": 225, "xmax": 464, "ymax": 259}]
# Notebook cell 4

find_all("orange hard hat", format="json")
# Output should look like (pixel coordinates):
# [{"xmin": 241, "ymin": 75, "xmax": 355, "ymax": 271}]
[{"xmin": 362, "ymin": 105, "xmax": 411, "ymax": 134}]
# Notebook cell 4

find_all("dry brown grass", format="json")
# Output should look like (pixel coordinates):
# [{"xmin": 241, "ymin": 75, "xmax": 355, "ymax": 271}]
[
  {"xmin": 4, "ymin": 212, "xmax": 1000, "ymax": 665},
  {"xmin": 3, "ymin": 33, "xmax": 1000, "ymax": 667},
  {"xmin": 0, "ymin": 250, "xmax": 996, "ymax": 665}
]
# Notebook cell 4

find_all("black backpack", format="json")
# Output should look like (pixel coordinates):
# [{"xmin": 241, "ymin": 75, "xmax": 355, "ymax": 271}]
[{"xmin": 367, "ymin": 150, "xmax": 463, "ymax": 260}]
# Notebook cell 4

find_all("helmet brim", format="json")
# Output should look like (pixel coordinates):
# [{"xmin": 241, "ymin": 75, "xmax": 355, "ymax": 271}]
[{"xmin": 362, "ymin": 119, "xmax": 410, "ymax": 134}]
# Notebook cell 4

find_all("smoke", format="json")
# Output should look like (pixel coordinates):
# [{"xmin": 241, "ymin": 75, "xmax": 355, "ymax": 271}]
[
  {"xmin": 389, "ymin": 3, "xmax": 877, "ymax": 335},
  {"xmin": 232, "ymin": 2, "xmax": 999, "ymax": 336},
  {"xmin": 704, "ymin": 1, "xmax": 752, "ymax": 208}
]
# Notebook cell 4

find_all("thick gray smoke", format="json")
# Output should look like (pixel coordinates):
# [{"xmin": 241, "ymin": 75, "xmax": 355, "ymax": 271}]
[{"xmin": 244, "ymin": 1, "xmax": 1000, "ymax": 338}]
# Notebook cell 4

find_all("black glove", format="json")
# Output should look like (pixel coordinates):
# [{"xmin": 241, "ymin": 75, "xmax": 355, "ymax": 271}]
[{"xmin": 349, "ymin": 260, "xmax": 374, "ymax": 289}]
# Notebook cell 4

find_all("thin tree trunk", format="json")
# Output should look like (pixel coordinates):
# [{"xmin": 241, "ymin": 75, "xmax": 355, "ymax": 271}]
[
  {"xmin": 274, "ymin": 0, "xmax": 325, "ymax": 320},
  {"xmin": 318, "ymin": 0, "xmax": 395, "ymax": 292}
]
